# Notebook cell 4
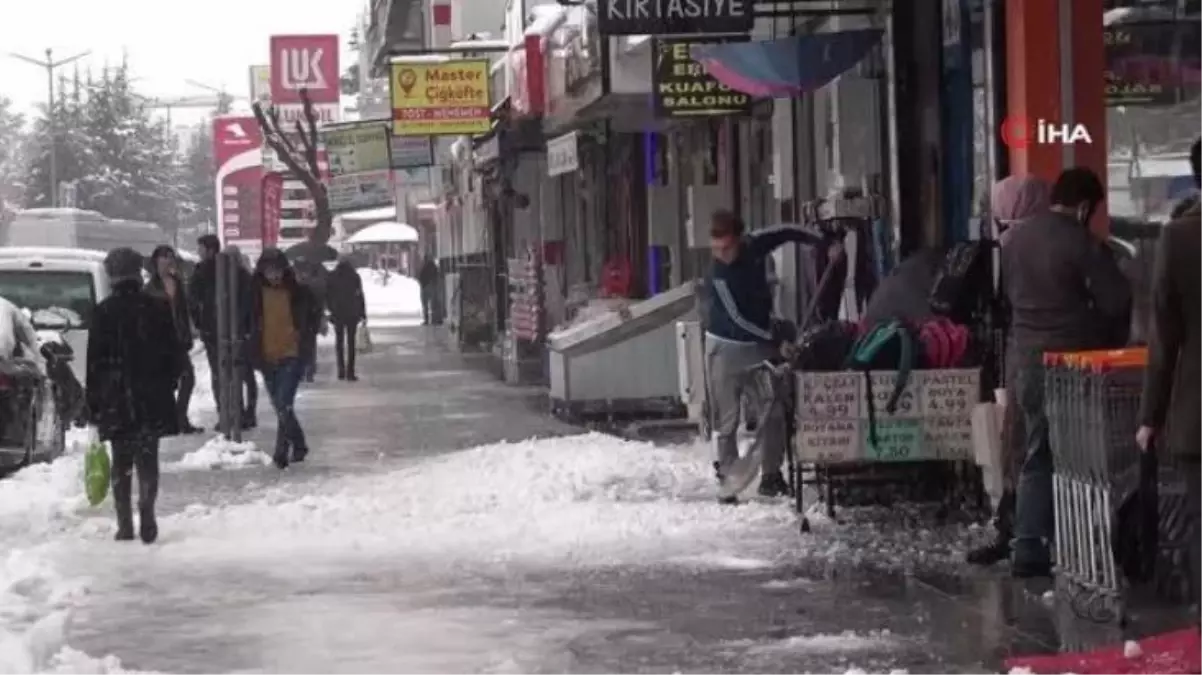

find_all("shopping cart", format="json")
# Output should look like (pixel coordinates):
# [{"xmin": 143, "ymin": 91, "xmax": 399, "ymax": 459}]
[{"xmin": 1044, "ymin": 348, "xmax": 1148, "ymax": 621}]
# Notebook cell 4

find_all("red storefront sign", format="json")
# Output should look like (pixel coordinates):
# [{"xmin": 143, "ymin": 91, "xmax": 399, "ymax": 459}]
[
  {"xmin": 269, "ymin": 34, "xmax": 341, "ymax": 105},
  {"xmin": 212, "ymin": 115, "xmax": 265, "ymax": 245}
]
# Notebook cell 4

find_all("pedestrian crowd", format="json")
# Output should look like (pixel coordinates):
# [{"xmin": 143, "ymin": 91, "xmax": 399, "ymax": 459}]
[{"xmin": 85, "ymin": 237, "xmax": 370, "ymax": 544}]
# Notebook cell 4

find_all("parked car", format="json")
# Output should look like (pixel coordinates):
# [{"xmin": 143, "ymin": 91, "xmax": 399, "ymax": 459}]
[{"xmin": 0, "ymin": 308, "xmax": 77, "ymax": 475}]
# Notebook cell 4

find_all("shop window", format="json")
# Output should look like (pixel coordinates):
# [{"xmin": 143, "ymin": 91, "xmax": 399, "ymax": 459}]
[{"xmin": 1104, "ymin": 0, "xmax": 1201, "ymax": 221}]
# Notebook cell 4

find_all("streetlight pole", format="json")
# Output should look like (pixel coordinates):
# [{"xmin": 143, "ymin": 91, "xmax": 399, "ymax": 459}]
[{"xmin": 8, "ymin": 48, "xmax": 91, "ymax": 207}]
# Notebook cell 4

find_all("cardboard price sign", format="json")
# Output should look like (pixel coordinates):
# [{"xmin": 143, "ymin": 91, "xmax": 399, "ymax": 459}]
[{"xmin": 652, "ymin": 36, "xmax": 751, "ymax": 119}]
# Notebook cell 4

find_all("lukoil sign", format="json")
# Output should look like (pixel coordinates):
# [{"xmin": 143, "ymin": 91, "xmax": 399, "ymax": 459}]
[
  {"xmin": 1000, "ymin": 117, "xmax": 1094, "ymax": 149},
  {"xmin": 270, "ymin": 35, "xmax": 340, "ymax": 105}
]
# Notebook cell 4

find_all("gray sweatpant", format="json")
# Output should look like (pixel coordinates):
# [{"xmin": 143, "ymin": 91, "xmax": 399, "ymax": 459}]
[{"xmin": 704, "ymin": 337, "xmax": 786, "ymax": 476}]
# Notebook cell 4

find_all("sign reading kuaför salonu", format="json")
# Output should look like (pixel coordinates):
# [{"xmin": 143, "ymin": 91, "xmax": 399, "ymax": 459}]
[
  {"xmin": 599, "ymin": 0, "xmax": 752, "ymax": 36},
  {"xmin": 653, "ymin": 37, "xmax": 750, "ymax": 118}
]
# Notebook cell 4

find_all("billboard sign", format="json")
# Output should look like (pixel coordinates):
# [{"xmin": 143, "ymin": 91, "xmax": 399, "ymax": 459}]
[
  {"xmin": 249, "ymin": 65, "xmax": 272, "ymax": 104},
  {"xmin": 212, "ymin": 116, "xmax": 262, "ymax": 168},
  {"xmin": 270, "ymin": 34, "xmax": 341, "ymax": 105},
  {"xmin": 597, "ymin": 0, "xmax": 752, "ymax": 36},
  {"xmin": 392, "ymin": 135, "xmax": 435, "ymax": 168},
  {"xmin": 652, "ymin": 36, "xmax": 751, "ymax": 118},
  {"xmin": 321, "ymin": 121, "xmax": 394, "ymax": 212},
  {"xmin": 390, "ymin": 60, "xmax": 491, "ymax": 136}
]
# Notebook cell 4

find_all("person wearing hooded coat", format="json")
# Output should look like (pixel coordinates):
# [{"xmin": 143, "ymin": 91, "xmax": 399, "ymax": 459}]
[
  {"xmin": 86, "ymin": 248, "xmax": 183, "ymax": 544},
  {"xmin": 249, "ymin": 249, "xmax": 322, "ymax": 469},
  {"xmin": 325, "ymin": 257, "xmax": 366, "ymax": 381},
  {"xmin": 145, "ymin": 245, "xmax": 202, "ymax": 434}
]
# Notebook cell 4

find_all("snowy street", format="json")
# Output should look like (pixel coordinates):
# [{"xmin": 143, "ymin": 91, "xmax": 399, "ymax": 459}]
[{"xmin": 0, "ymin": 292, "xmax": 1168, "ymax": 674}]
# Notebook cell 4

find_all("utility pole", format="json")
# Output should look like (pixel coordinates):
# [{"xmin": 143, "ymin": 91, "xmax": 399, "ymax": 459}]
[{"xmin": 8, "ymin": 48, "xmax": 91, "ymax": 207}]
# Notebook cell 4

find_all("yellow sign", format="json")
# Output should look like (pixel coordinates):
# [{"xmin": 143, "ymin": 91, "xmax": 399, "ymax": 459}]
[{"xmin": 390, "ymin": 60, "xmax": 492, "ymax": 136}]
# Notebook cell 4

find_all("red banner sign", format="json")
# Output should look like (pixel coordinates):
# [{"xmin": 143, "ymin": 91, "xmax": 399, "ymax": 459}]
[{"xmin": 261, "ymin": 172, "xmax": 284, "ymax": 248}]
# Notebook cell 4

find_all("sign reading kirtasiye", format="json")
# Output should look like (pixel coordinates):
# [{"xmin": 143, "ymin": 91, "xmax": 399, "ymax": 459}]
[
  {"xmin": 653, "ymin": 36, "xmax": 751, "ymax": 118},
  {"xmin": 598, "ymin": 0, "xmax": 752, "ymax": 36}
]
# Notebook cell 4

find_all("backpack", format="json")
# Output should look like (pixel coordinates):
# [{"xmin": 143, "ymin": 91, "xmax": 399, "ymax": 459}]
[
  {"xmin": 929, "ymin": 241, "xmax": 991, "ymax": 323},
  {"xmin": 917, "ymin": 317, "xmax": 972, "ymax": 368},
  {"xmin": 793, "ymin": 320, "xmax": 858, "ymax": 372},
  {"xmin": 845, "ymin": 320, "xmax": 921, "ymax": 445}
]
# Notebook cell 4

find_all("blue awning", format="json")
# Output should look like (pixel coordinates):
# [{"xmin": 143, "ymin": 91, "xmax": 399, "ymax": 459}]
[{"xmin": 691, "ymin": 30, "xmax": 884, "ymax": 98}]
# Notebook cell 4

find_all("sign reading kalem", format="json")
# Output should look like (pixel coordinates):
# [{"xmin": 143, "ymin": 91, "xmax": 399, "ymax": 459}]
[
  {"xmin": 599, "ymin": 0, "xmax": 752, "ymax": 36},
  {"xmin": 653, "ymin": 36, "xmax": 751, "ymax": 118},
  {"xmin": 390, "ymin": 60, "xmax": 492, "ymax": 136},
  {"xmin": 270, "ymin": 35, "xmax": 340, "ymax": 105}
]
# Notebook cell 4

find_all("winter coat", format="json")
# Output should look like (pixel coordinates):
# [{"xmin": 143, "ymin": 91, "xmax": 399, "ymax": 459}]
[
  {"xmin": 1139, "ymin": 204, "xmax": 1201, "ymax": 458},
  {"xmin": 418, "ymin": 259, "xmax": 439, "ymax": 288},
  {"xmin": 326, "ymin": 262, "xmax": 366, "ymax": 325},
  {"xmin": 247, "ymin": 270, "xmax": 322, "ymax": 369},
  {"xmin": 861, "ymin": 248, "xmax": 944, "ymax": 327},
  {"xmin": 86, "ymin": 280, "xmax": 183, "ymax": 441},
  {"xmin": 188, "ymin": 258, "xmax": 254, "ymax": 345},
  {"xmin": 145, "ymin": 272, "xmax": 195, "ymax": 350},
  {"xmin": 1002, "ymin": 210, "xmax": 1132, "ymax": 357}
]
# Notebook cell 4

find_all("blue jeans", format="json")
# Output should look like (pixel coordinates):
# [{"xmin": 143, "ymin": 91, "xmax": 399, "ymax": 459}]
[
  {"xmin": 1013, "ymin": 358, "xmax": 1054, "ymax": 565},
  {"xmin": 261, "ymin": 357, "xmax": 307, "ymax": 457}
]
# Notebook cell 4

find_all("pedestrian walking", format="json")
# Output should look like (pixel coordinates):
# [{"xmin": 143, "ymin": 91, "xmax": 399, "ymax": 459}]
[
  {"xmin": 189, "ymin": 236, "xmax": 258, "ymax": 429},
  {"xmin": 326, "ymin": 256, "xmax": 366, "ymax": 381},
  {"xmin": 418, "ymin": 255, "xmax": 439, "ymax": 325},
  {"xmin": 146, "ymin": 245, "xmax": 202, "ymax": 434},
  {"xmin": 86, "ymin": 248, "xmax": 183, "ymax": 544},
  {"xmin": 966, "ymin": 175, "xmax": 1052, "ymax": 567},
  {"xmin": 704, "ymin": 210, "xmax": 829, "ymax": 502},
  {"xmin": 1137, "ymin": 139, "xmax": 1201, "ymax": 605},
  {"xmin": 1003, "ymin": 167, "xmax": 1132, "ymax": 578},
  {"xmin": 249, "ymin": 249, "xmax": 321, "ymax": 469}
]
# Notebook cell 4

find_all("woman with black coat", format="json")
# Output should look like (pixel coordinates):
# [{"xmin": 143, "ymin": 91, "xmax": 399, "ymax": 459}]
[
  {"xmin": 325, "ymin": 258, "xmax": 366, "ymax": 381},
  {"xmin": 146, "ymin": 245, "xmax": 202, "ymax": 433}
]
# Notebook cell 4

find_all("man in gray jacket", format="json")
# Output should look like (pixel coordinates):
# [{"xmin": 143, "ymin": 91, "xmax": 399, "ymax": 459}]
[
  {"xmin": 1137, "ymin": 139, "xmax": 1201, "ymax": 605},
  {"xmin": 1003, "ymin": 167, "xmax": 1132, "ymax": 577}
]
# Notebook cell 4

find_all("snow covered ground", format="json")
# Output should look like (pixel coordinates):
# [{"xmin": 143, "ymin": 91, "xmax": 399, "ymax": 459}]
[
  {"xmin": 0, "ymin": 428, "xmax": 992, "ymax": 674},
  {"xmin": 0, "ymin": 320, "xmax": 1003, "ymax": 674},
  {"xmin": 358, "ymin": 268, "xmax": 421, "ymax": 326}
]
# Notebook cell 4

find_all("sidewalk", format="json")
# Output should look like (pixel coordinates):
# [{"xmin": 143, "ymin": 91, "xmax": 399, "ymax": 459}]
[{"xmin": 2, "ymin": 325, "xmax": 1191, "ymax": 673}]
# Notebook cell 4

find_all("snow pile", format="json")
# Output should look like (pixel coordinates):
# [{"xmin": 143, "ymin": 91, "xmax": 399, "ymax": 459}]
[
  {"xmin": 0, "ymin": 551, "xmax": 125, "ymax": 674},
  {"xmin": 167, "ymin": 436, "xmax": 270, "ymax": 471},
  {"xmin": 358, "ymin": 269, "xmax": 420, "ymax": 317},
  {"xmin": 162, "ymin": 433, "xmax": 795, "ymax": 567},
  {"xmin": 728, "ymin": 629, "xmax": 898, "ymax": 656},
  {"xmin": 0, "ymin": 430, "xmax": 95, "ymax": 542}
]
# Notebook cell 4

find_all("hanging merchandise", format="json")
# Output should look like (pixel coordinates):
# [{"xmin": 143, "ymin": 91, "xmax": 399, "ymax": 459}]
[{"xmin": 508, "ymin": 245, "xmax": 544, "ymax": 342}]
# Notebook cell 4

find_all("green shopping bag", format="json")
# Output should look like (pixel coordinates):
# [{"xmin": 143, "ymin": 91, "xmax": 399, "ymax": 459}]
[{"xmin": 83, "ymin": 431, "xmax": 110, "ymax": 506}]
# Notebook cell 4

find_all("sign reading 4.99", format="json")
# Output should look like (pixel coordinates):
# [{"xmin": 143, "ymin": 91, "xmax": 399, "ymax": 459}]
[{"xmin": 652, "ymin": 36, "xmax": 751, "ymax": 119}]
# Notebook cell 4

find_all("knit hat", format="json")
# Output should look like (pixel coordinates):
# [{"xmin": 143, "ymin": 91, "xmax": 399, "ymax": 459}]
[{"xmin": 104, "ymin": 247, "xmax": 145, "ymax": 283}]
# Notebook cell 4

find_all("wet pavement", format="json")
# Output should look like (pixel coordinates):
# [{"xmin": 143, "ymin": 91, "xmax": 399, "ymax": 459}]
[{"xmin": 14, "ymin": 322, "xmax": 1193, "ymax": 673}]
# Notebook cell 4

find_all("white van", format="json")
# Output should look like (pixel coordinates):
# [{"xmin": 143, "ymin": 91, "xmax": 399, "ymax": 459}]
[{"xmin": 0, "ymin": 248, "xmax": 111, "ymax": 385}]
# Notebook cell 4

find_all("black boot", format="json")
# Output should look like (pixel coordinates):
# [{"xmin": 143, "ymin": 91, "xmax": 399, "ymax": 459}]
[
  {"xmin": 758, "ymin": 471, "xmax": 792, "ymax": 498},
  {"xmin": 241, "ymin": 411, "xmax": 258, "ymax": 430},
  {"xmin": 967, "ymin": 490, "xmax": 1015, "ymax": 567},
  {"xmin": 112, "ymin": 471, "xmax": 135, "ymax": 541},
  {"xmin": 138, "ymin": 474, "xmax": 159, "ymax": 544},
  {"xmin": 714, "ymin": 461, "xmax": 737, "ymax": 505}
]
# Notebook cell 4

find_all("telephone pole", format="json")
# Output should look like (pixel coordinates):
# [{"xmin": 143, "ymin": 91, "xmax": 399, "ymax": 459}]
[{"xmin": 8, "ymin": 48, "xmax": 91, "ymax": 207}]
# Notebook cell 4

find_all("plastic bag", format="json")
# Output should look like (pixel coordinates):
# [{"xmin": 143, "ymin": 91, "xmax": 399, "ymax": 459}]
[
  {"xmin": 83, "ymin": 428, "xmax": 110, "ymax": 506},
  {"xmin": 356, "ymin": 322, "xmax": 372, "ymax": 354}
]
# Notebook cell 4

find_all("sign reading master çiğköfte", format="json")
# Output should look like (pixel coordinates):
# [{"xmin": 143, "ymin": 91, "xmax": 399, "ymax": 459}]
[
  {"xmin": 600, "ymin": 0, "xmax": 752, "ymax": 36},
  {"xmin": 653, "ymin": 37, "xmax": 751, "ymax": 118}
]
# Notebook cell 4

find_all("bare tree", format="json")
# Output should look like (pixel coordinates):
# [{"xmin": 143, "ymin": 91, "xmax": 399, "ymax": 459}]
[{"xmin": 251, "ymin": 88, "xmax": 332, "ymax": 245}]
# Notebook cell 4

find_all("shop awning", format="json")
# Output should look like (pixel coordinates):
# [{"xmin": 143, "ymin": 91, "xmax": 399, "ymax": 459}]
[{"xmin": 691, "ymin": 29, "xmax": 884, "ymax": 98}]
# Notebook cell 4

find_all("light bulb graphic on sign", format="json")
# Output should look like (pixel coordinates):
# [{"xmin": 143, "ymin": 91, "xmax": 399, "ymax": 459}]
[{"xmin": 397, "ymin": 68, "xmax": 417, "ymax": 96}]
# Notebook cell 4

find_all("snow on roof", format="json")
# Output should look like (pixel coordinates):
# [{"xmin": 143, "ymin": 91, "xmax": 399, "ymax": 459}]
[
  {"xmin": 449, "ymin": 38, "xmax": 511, "ymax": 51},
  {"xmin": 340, "ymin": 205, "xmax": 398, "ymax": 221},
  {"xmin": 525, "ymin": 5, "xmax": 568, "ymax": 38},
  {"xmin": 346, "ymin": 221, "xmax": 419, "ymax": 244}
]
